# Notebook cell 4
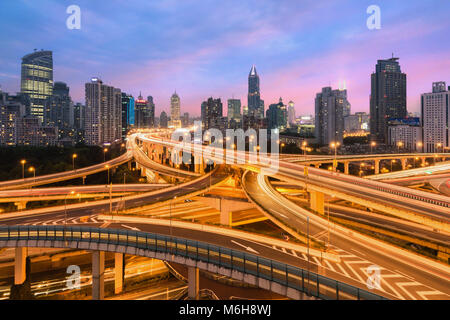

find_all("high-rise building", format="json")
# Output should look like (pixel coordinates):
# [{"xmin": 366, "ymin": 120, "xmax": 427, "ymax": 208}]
[
  {"xmin": 227, "ymin": 99, "xmax": 241, "ymax": 121},
  {"xmin": 73, "ymin": 103, "xmax": 85, "ymax": 144},
  {"xmin": 370, "ymin": 57, "xmax": 407, "ymax": 143},
  {"xmin": 121, "ymin": 93, "xmax": 134, "ymax": 139},
  {"xmin": 288, "ymin": 101, "xmax": 296, "ymax": 125},
  {"xmin": 387, "ymin": 118, "xmax": 422, "ymax": 151},
  {"xmin": 85, "ymin": 78, "xmax": 122, "ymax": 146},
  {"xmin": 135, "ymin": 93, "xmax": 154, "ymax": 129},
  {"xmin": 201, "ymin": 97, "xmax": 223, "ymax": 131},
  {"xmin": 315, "ymin": 87, "xmax": 348, "ymax": 145},
  {"xmin": 160, "ymin": 111, "xmax": 168, "ymax": 128},
  {"xmin": 267, "ymin": 98, "xmax": 287, "ymax": 131},
  {"xmin": 45, "ymin": 82, "xmax": 73, "ymax": 139},
  {"xmin": 421, "ymin": 82, "xmax": 449, "ymax": 153},
  {"xmin": 344, "ymin": 112, "xmax": 370, "ymax": 133},
  {"xmin": 147, "ymin": 96, "xmax": 155, "ymax": 128},
  {"xmin": 170, "ymin": 91, "xmax": 180, "ymax": 127},
  {"xmin": 20, "ymin": 50, "xmax": 53, "ymax": 122},
  {"xmin": 248, "ymin": 65, "xmax": 262, "ymax": 118},
  {"xmin": 181, "ymin": 112, "xmax": 189, "ymax": 127},
  {"xmin": 0, "ymin": 90, "xmax": 26, "ymax": 146}
]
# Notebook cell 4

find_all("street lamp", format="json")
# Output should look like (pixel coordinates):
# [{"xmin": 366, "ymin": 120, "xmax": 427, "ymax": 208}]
[
  {"xmin": 20, "ymin": 159, "xmax": 26, "ymax": 180},
  {"xmin": 103, "ymin": 148, "xmax": 108, "ymax": 162},
  {"xmin": 330, "ymin": 142, "xmax": 340, "ymax": 172},
  {"xmin": 72, "ymin": 154, "xmax": 77, "ymax": 171},
  {"xmin": 417, "ymin": 141, "xmax": 423, "ymax": 153},
  {"xmin": 390, "ymin": 160, "xmax": 395, "ymax": 172},
  {"xmin": 28, "ymin": 166, "xmax": 36, "ymax": 183},
  {"xmin": 302, "ymin": 141, "xmax": 308, "ymax": 160},
  {"xmin": 397, "ymin": 141, "xmax": 403, "ymax": 153},
  {"xmin": 280, "ymin": 143, "xmax": 285, "ymax": 154},
  {"xmin": 436, "ymin": 143, "xmax": 442, "ymax": 154},
  {"xmin": 370, "ymin": 141, "xmax": 376, "ymax": 154},
  {"xmin": 105, "ymin": 165, "xmax": 110, "ymax": 184}
]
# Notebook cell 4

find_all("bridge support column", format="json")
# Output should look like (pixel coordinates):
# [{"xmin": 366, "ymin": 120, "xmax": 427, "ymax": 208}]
[
  {"xmin": 314, "ymin": 164, "xmax": 320, "ymax": 168},
  {"xmin": 374, "ymin": 159, "xmax": 380, "ymax": 175},
  {"xmin": 92, "ymin": 251, "xmax": 105, "ymax": 300},
  {"xmin": 187, "ymin": 266, "xmax": 199, "ymax": 300},
  {"xmin": 421, "ymin": 157, "xmax": 426, "ymax": 166},
  {"xmin": 14, "ymin": 201, "xmax": 27, "ymax": 211},
  {"xmin": 114, "ymin": 253, "xmax": 124, "ymax": 295},
  {"xmin": 309, "ymin": 190, "xmax": 324, "ymax": 215},
  {"xmin": 15, "ymin": 247, "xmax": 27, "ymax": 285},
  {"xmin": 128, "ymin": 161, "xmax": 132, "ymax": 170},
  {"xmin": 401, "ymin": 158, "xmax": 407, "ymax": 170},
  {"xmin": 344, "ymin": 161, "xmax": 349, "ymax": 175},
  {"xmin": 220, "ymin": 201, "xmax": 232, "ymax": 227}
]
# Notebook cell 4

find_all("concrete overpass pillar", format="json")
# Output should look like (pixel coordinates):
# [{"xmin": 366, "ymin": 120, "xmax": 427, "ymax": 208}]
[
  {"xmin": 14, "ymin": 201, "xmax": 27, "ymax": 211},
  {"xmin": 401, "ymin": 158, "xmax": 407, "ymax": 170},
  {"xmin": 309, "ymin": 190, "xmax": 324, "ymax": 215},
  {"xmin": 92, "ymin": 251, "xmax": 105, "ymax": 300},
  {"xmin": 344, "ymin": 161, "xmax": 349, "ymax": 175},
  {"xmin": 219, "ymin": 198, "xmax": 232, "ymax": 227},
  {"xmin": 187, "ymin": 266, "xmax": 199, "ymax": 300},
  {"xmin": 127, "ymin": 161, "xmax": 132, "ymax": 170},
  {"xmin": 114, "ymin": 253, "xmax": 124, "ymax": 295},
  {"xmin": 374, "ymin": 159, "xmax": 380, "ymax": 175},
  {"xmin": 200, "ymin": 157, "xmax": 205, "ymax": 174},
  {"xmin": 15, "ymin": 247, "xmax": 27, "ymax": 285},
  {"xmin": 314, "ymin": 164, "xmax": 320, "ymax": 168}
]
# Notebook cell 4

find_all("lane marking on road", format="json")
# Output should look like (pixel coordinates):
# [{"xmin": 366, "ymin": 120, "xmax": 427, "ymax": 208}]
[
  {"xmin": 231, "ymin": 240, "xmax": 259, "ymax": 254},
  {"xmin": 121, "ymin": 224, "xmax": 140, "ymax": 231},
  {"xmin": 380, "ymin": 277, "xmax": 406, "ymax": 300}
]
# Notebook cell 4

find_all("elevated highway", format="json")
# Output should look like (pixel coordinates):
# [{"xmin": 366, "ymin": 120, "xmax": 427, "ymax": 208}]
[
  {"xmin": 0, "ymin": 151, "xmax": 133, "ymax": 191},
  {"xmin": 242, "ymin": 170, "xmax": 450, "ymax": 300}
]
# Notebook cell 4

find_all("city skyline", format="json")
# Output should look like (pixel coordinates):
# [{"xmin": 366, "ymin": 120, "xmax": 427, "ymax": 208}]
[{"xmin": 0, "ymin": 1, "xmax": 449, "ymax": 117}]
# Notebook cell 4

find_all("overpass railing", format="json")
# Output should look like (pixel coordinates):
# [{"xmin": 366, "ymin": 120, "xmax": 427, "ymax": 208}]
[{"xmin": 0, "ymin": 225, "xmax": 387, "ymax": 300}]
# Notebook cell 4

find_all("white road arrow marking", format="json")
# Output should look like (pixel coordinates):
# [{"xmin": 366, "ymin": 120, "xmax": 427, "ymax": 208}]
[
  {"xmin": 121, "ymin": 224, "xmax": 140, "ymax": 231},
  {"xmin": 231, "ymin": 240, "xmax": 259, "ymax": 254}
]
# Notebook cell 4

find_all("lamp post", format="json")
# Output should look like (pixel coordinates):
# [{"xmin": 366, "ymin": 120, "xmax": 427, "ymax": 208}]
[
  {"xmin": 436, "ymin": 143, "xmax": 442, "ymax": 154},
  {"xmin": 72, "ymin": 154, "xmax": 77, "ymax": 171},
  {"xmin": 103, "ymin": 148, "xmax": 108, "ymax": 162},
  {"xmin": 105, "ymin": 165, "xmax": 110, "ymax": 184},
  {"xmin": 397, "ymin": 141, "xmax": 403, "ymax": 153},
  {"xmin": 302, "ymin": 141, "xmax": 308, "ymax": 160},
  {"xmin": 330, "ymin": 142, "xmax": 340, "ymax": 172},
  {"xmin": 390, "ymin": 160, "xmax": 395, "ymax": 172},
  {"xmin": 417, "ymin": 141, "xmax": 423, "ymax": 153},
  {"xmin": 280, "ymin": 143, "xmax": 285, "ymax": 154},
  {"xmin": 370, "ymin": 141, "xmax": 376, "ymax": 154},
  {"xmin": 20, "ymin": 160, "xmax": 26, "ymax": 180},
  {"xmin": 28, "ymin": 166, "xmax": 36, "ymax": 183}
]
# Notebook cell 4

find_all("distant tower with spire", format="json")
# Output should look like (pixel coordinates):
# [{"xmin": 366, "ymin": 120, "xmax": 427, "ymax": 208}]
[{"xmin": 248, "ymin": 65, "xmax": 263, "ymax": 118}]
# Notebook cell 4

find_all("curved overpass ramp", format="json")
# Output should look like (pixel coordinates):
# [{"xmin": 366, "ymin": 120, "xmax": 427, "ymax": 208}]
[{"xmin": 0, "ymin": 225, "xmax": 386, "ymax": 300}]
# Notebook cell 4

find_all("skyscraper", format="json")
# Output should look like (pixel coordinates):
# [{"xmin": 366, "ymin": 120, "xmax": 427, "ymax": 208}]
[
  {"xmin": 170, "ymin": 91, "xmax": 181, "ymax": 127},
  {"xmin": 201, "ymin": 97, "xmax": 223, "ymax": 131},
  {"xmin": 160, "ymin": 111, "xmax": 168, "ymax": 128},
  {"xmin": 370, "ymin": 57, "xmax": 407, "ymax": 143},
  {"xmin": 45, "ymin": 82, "xmax": 73, "ymax": 139},
  {"xmin": 85, "ymin": 78, "xmax": 122, "ymax": 146},
  {"xmin": 267, "ymin": 98, "xmax": 287, "ymax": 131},
  {"xmin": 147, "ymin": 96, "xmax": 155, "ymax": 128},
  {"xmin": 135, "ymin": 93, "xmax": 153, "ymax": 129},
  {"xmin": 421, "ymin": 82, "xmax": 449, "ymax": 153},
  {"xmin": 248, "ymin": 65, "xmax": 262, "ymax": 118},
  {"xmin": 227, "ymin": 99, "xmax": 241, "ymax": 121},
  {"xmin": 315, "ymin": 87, "xmax": 348, "ymax": 145},
  {"xmin": 288, "ymin": 101, "xmax": 296, "ymax": 125},
  {"xmin": 121, "ymin": 93, "xmax": 134, "ymax": 139},
  {"xmin": 21, "ymin": 50, "xmax": 53, "ymax": 122}
]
